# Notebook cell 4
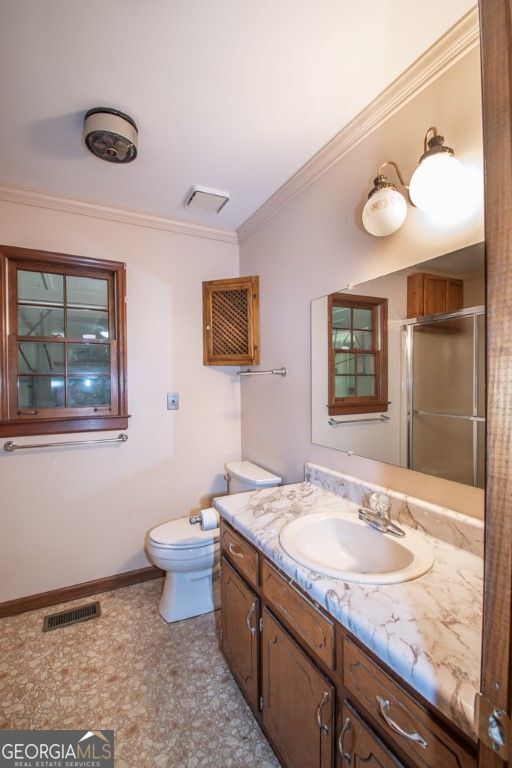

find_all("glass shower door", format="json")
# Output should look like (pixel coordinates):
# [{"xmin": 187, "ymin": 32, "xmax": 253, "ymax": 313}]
[{"xmin": 409, "ymin": 310, "xmax": 485, "ymax": 488}]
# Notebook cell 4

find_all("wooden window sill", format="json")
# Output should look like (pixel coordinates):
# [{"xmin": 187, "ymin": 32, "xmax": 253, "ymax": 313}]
[
  {"xmin": 327, "ymin": 402, "xmax": 389, "ymax": 416},
  {"xmin": 0, "ymin": 414, "xmax": 130, "ymax": 438}
]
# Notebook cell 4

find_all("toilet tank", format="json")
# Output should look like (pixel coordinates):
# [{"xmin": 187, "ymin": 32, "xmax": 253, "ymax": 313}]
[{"xmin": 225, "ymin": 461, "xmax": 281, "ymax": 494}]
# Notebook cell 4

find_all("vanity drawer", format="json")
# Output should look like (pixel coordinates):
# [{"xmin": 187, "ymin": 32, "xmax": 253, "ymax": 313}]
[
  {"xmin": 262, "ymin": 560, "xmax": 335, "ymax": 670},
  {"xmin": 220, "ymin": 521, "xmax": 259, "ymax": 587},
  {"xmin": 343, "ymin": 638, "xmax": 475, "ymax": 768}
]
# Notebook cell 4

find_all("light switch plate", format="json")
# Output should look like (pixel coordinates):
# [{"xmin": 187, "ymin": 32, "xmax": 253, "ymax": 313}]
[{"xmin": 167, "ymin": 392, "xmax": 179, "ymax": 410}]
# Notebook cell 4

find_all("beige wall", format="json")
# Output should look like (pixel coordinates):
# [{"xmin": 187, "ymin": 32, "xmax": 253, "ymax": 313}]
[
  {"xmin": 0, "ymin": 201, "xmax": 240, "ymax": 602},
  {"xmin": 240, "ymin": 47, "xmax": 485, "ymax": 518}
]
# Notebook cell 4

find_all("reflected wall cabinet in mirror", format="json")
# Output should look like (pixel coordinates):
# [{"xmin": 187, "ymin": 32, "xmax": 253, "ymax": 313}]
[{"xmin": 311, "ymin": 242, "xmax": 485, "ymax": 488}]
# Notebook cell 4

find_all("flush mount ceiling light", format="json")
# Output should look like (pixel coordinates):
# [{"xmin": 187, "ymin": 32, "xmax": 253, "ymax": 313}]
[
  {"xmin": 362, "ymin": 126, "xmax": 474, "ymax": 237},
  {"xmin": 361, "ymin": 161, "xmax": 408, "ymax": 237},
  {"xmin": 83, "ymin": 107, "xmax": 138, "ymax": 163},
  {"xmin": 184, "ymin": 186, "xmax": 230, "ymax": 214}
]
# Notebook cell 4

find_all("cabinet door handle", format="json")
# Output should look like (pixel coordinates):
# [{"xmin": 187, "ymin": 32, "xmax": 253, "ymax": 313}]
[
  {"xmin": 246, "ymin": 602, "xmax": 257, "ymax": 635},
  {"xmin": 316, "ymin": 691, "xmax": 329, "ymax": 734},
  {"xmin": 228, "ymin": 541, "xmax": 244, "ymax": 559},
  {"xmin": 376, "ymin": 695, "xmax": 428, "ymax": 749},
  {"xmin": 338, "ymin": 717, "xmax": 352, "ymax": 764}
]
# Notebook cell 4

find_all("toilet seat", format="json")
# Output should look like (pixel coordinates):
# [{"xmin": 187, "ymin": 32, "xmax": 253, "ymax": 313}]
[{"xmin": 149, "ymin": 511, "xmax": 219, "ymax": 550}]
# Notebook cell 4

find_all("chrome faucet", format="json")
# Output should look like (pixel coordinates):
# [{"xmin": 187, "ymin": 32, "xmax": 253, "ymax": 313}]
[{"xmin": 358, "ymin": 492, "xmax": 405, "ymax": 537}]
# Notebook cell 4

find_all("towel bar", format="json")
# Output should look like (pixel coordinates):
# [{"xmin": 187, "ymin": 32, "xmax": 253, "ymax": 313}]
[{"xmin": 3, "ymin": 433, "xmax": 128, "ymax": 452}]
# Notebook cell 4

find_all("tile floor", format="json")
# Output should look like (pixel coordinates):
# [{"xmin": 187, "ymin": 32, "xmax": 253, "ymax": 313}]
[{"xmin": 0, "ymin": 578, "xmax": 280, "ymax": 768}]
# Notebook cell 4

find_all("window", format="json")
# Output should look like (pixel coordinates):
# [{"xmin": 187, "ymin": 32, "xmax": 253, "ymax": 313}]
[
  {"xmin": 328, "ymin": 293, "xmax": 388, "ymax": 416},
  {"xmin": 0, "ymin": 245, "xmax": 128, "ymax": 436}
]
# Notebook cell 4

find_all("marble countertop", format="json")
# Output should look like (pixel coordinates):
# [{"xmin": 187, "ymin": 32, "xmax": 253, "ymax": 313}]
[{"xmin": 213, "ymin": 481, "xmax": 483, "ymax": 740}]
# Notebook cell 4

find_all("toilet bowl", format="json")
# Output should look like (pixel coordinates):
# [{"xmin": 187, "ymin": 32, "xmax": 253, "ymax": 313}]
[
  {"xmin": 148, "ymin": 461, "xmax": 281, "ymax": 623},
  {"xmin": 148, "ymin": 514, "xmax": 220, "ymax": 623}
]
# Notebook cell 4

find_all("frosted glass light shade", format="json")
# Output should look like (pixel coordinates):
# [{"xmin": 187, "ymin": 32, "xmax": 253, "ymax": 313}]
[
  {"xmin": 362, "ymin": 187, "xmax": 408, "ymax": 237},
  {"xmin": 409, "ymin": 153, "xmax": 466, "ymax": 215}
]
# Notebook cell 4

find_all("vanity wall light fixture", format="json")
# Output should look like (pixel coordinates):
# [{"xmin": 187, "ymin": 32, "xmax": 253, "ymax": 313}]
[
  {"xmin": 362, "ymin": 127, "xmax": 470, "ymax": 237},
  {"xmin": 362, "ymin": 160, "xmax": 409, "ymax": 237}
]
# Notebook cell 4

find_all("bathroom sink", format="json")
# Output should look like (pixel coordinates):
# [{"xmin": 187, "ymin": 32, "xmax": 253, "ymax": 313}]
[{"xmin": 279, "ymin": 511, "xmax": 434, "ymax": 584}]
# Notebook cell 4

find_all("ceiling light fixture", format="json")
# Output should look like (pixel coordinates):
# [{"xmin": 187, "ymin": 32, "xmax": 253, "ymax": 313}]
[
  {"xmin": 83, "ymin": 107, "xmax": 138, "ymax": 164},
  {"xmin": 362, "ymin": 126, "xmax": 473, "ymax": 237}
]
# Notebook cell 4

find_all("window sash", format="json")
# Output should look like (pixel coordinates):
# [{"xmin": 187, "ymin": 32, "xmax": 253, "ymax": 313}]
[
  {"xmin": 9, "ymin": 261, "xmax": 118, "ymax": 418},
  {"xmin": 0, "ymin": 246, "xmax": 127, "ymax": 435},
  {"xmin": 327, "ymin": 293, "xmax": 388, "ymax": 415}
]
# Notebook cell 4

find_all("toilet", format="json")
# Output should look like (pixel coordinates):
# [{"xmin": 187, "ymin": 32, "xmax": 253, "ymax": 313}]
[{"xmin": 148, "ymin": 461, "xmax": 281, "ymax": 622}]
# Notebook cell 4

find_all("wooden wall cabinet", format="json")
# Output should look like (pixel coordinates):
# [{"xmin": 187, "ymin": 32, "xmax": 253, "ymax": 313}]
[
  {"xmin": 203, "ymin": 275, "xmax": 260, "ymax": 365},
  {"xmin": 406, "ymin": 273, "xmax": 463, "ymax": 319},
  {"xmin": 220, "ymin": 519, "xmax": 476, "ymax": 768}
]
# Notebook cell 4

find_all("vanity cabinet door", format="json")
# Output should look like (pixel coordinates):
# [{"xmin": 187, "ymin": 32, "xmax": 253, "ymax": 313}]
[
  {"xmin": 221, "ymin": 557, "xmax": 259, "ymax": 712},
  {"xmin": 261, "ymin": 607, "xmax": 334, "ymax": 768},
  {"xmin": 338, "ymin": 701, "xmax": 405, "ymax": 768}
]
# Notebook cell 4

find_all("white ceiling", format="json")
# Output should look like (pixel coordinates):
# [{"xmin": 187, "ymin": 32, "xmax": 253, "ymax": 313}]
[{"xmin": 0, "ymin": 0, "xmax": 476, "ymax": 232}]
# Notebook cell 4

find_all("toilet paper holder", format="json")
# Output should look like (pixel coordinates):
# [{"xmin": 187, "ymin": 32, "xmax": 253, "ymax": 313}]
[{"xmin": 189, "ymin": 515, "xmax": 201, "ymax": 525}]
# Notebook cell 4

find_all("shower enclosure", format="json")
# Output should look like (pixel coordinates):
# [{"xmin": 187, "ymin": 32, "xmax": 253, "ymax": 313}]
[{"xmin": 405, "ymin": 306, "xmax": 485, "ymax": 488}]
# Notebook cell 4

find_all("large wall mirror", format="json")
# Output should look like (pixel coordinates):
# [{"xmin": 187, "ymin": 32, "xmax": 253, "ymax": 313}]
[{"xmin": 311, "ymin": 241, "xmax": 485, "ymax": 488}]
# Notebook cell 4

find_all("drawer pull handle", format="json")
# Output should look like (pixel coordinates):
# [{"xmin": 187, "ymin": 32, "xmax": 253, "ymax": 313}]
[
  {"xmin": 246, "ymin": 602, "xmax": 257, "ymax": 635},
  {"xmin": 228, "ymin": 541, "xmax": 244, "ymax": 559},
  {"xmin": 338, "ymin": 717, "xmax": 352, "ymax": 763},
  {"xmin": 376, "ymin": 695, "xmax": 428, "ymax": 749},
  {"xmin": 316, "ymin": 691, "xmax": 329, "ymax": 734}
]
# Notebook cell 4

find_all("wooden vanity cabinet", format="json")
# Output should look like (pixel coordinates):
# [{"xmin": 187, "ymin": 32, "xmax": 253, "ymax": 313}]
[
  {"xmin": 220, "ymin": 521, "xmax": 476, "ymax": 768},
  {"xmin": 220, "ymin": 522, "xmax": 259, "ymax": 587},
  {"xmin": 220, "ymin": 557, "xmax": 259, "ymax": 712},
  {"xmin": 261, "ymin": 560, "xmax": 335, "ymax": 670},
  {"xmin": 342, "ymin": 638, "xmax": 475, "ymax": 768},
  {"xmin": 338, "ymin": 701, "xmax": 405, "ymax": 767},
  {"xmin": 262, "ymin": 607, "xmax": 334, "ymax": 768}
]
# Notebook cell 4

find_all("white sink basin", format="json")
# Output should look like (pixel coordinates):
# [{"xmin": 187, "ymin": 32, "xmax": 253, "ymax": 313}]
[{"xmin": 279, "ymin": 511, "xmax": 434, "ymax": 584}]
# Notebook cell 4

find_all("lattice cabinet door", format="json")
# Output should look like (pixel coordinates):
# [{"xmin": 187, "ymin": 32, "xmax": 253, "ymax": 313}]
[{"xmin": 203, "ymin": 276, "xmax": 260, "ymax": 365}]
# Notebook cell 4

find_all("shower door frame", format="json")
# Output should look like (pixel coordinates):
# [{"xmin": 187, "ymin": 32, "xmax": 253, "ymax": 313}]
[{"xmin": 405, "ymin": 305, "xmax": 485, "ymax": 487}]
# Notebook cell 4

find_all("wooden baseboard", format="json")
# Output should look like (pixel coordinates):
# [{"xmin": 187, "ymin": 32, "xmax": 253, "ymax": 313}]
[{"xmin": 0, "ymin": 565, "xmax": 164, "ymax": 618}]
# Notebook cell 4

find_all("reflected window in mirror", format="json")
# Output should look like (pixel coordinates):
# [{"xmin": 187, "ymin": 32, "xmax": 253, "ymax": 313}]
[{"xmin": 328, "ymin": 293, "xmax": 388, "ymax": 416}]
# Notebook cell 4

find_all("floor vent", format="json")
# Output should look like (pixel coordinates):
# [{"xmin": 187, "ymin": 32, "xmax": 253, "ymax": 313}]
[{"xmin": 43, "ymin": 601, "xmax": 101, "ymax": 632}]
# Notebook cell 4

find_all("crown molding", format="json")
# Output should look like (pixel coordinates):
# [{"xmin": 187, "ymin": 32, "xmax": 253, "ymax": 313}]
[
  {"xmin": 0, "ymin": 183, "xmax": 239, "ymax": 245},
  {"xmin": 237, "ymin": 7, "xmax": 480, "ymax": 243}
]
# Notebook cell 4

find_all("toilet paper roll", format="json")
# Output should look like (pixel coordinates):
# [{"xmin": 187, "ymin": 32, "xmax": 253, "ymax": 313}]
[{"xmin": 199, "ymin": 508, "xmax": 220, "ymax": 532}]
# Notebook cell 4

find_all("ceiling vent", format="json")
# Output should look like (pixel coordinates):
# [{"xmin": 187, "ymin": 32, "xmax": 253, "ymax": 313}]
[
  {"xmin": 184, "ymin": 186, "xmax": 230, "ymax": 214},
  {"xmin": 83, "ymin": 107, "xmax": 138, "ymax": 163}
]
